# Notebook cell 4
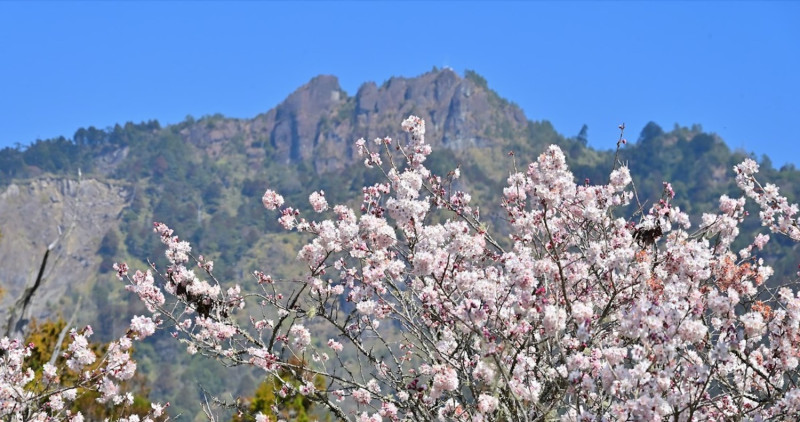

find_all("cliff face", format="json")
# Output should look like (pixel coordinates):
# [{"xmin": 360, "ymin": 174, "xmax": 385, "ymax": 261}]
[
  {"xmin": 0, "ymin": 178, "xmax": 130, "ymax": 323},
  {"xmin": 299, "ymin": 69, "xmax": 528, "ymax": 173}
]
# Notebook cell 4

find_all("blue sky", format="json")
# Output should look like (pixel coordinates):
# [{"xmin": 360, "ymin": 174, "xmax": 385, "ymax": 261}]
[{"xmin": 1, "ymin": 1, "xmax": 798, "ymax": 166}]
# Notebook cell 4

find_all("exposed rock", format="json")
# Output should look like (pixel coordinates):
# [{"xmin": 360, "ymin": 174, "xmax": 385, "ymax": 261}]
[
  {"xmin": 270, "ymin": 75, "xmax": 347, "ymax": 164},
  {"xmin": 1, "ymin": 184, "xmax": 20, "ymax": 199},
  {"xmin": 95, "ymin": 146, "xmax": 130, "ymax": 176},
  {"xmin": 0, "ymin": 178, "xmax": 130, "ymax": 322}
]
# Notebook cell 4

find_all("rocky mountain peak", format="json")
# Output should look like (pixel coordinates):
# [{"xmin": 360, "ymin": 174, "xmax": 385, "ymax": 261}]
[
  {"xmin": 166, "ymin": 69, "xmax": 529, "ymax": 173},
  {"xmin": 285, "ymin": 74, "xmax": 344, "ymax": 110},
  {"xmin": 265, "ymin": 69, "xmax": 530, "ymax": 172},
  {"xmin": 270, "ymin": 75, "xmax": 346, "ymax": 163}
]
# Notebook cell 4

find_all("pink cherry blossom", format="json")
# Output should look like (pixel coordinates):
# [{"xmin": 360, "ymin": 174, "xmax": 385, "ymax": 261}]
[
  {"xmin": 129, "ymin": 315, "xmax": 157, "ymax": 339},
  {"xmin": 262, "ymin": 189, "xmax": 285, "ymax": 210},
  {"xmin": 309, "ymin": 190, "xmax": 328, "ymax": 212}
]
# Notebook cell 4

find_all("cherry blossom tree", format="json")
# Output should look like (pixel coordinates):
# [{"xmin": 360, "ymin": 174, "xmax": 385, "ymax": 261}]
[
  {"xmin": 0, "ymin": 316, "xmax": 167, "ymax": 421},
  {"xmin": 117, "ymin": 116, "xmax": 800, "ymax": 421}
]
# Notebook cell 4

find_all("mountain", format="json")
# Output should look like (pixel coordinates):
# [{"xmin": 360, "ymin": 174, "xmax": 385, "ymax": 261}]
[{"xmin": 2, "ymin": 68, "xmax": 799, "ymax": 417}]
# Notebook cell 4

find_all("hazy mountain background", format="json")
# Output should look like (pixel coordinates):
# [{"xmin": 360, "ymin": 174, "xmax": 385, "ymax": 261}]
[{"xmin": 2, "ymin": 69, "xmax": 799, "ymax": 419}]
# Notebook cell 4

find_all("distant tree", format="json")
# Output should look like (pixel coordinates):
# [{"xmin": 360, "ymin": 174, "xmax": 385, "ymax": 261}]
[
  {"xmin": 233, "ymin": 357, "xmax": 329, "ymax": 422},
  {"xmin": 761, "ymin": 154, "xmax": 774, "ymax": 171},
  {"xmin": 73, "ymin": 126, "xmax": 107, "ymax": 146},
  {"xmin": 690, "ymin": 133, "xmax": 716, "ymax": 154},
  {"xmin": 577, "ymin": 124, "xmax": 588, "ymax": 145},
  {"xmin": 0, "ymin": 147, "xmax": 24, "ymax": 179},
  {"xmin": 202, "ymin": 179, "xmax": 224, "ymax": 210},
  {"xmin": 464, "ymin": 69, "xmax": 489, "ymax": 90},
  {"xmin": 241, "ymin": 178, "xmax": 266, "ymax": 198},
  {"xmin": 638, "ymin": 121, "xmax": 664, "ymax": 143},
  {"xmin": 98, "ymin": 229, "xmax": 121, "ymax": 273}
]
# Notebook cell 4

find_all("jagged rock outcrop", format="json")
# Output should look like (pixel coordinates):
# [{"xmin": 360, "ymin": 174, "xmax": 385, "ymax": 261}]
[
  {"xmin": 270, "ymin": 75, "xmax": 347, "ymax": 163},
  {"xmin": 175, "ymin": 69, "xmax": 530, "ymax": 173},
  {"xmin": 311, "ymin": 69, "xmax": 530, "ymax": 172}
]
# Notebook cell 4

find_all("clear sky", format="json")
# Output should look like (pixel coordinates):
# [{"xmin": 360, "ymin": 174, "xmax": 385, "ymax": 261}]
[{"xmin": 1, "ymin": 1, "xmax": 798, "ymax": 166}]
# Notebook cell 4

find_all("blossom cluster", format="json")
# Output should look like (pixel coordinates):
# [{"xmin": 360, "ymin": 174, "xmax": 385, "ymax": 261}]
[
  {"xmin": 118, "ymin": 116, "xmax": 800, "ymax": 421},
  {"xmin": 1, "ymin": 317, "xmax": 166, "ymax": 421}
]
